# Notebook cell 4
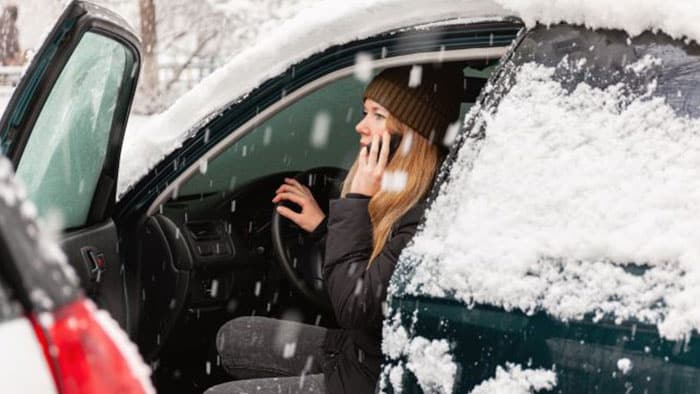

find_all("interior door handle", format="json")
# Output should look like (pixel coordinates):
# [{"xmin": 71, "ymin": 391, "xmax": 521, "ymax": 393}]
[{"xmin": 80, "ymin": 246, "xmax": 106, "ymax": 284}]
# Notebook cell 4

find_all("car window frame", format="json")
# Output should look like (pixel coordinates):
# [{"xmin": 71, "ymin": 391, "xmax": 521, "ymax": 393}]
[
  {"xmin": 145, "ymin": 46, "xmax": 511, "ymax": 215},
  {"xmin": 114, "ymin": 20, "xmax": 523, "ymax": 222}
]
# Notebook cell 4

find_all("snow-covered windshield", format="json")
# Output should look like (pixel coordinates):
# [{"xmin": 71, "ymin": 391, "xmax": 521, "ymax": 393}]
[{"xmin": 399, "ymin": 24, "xmax": 700, "ymax": 341}]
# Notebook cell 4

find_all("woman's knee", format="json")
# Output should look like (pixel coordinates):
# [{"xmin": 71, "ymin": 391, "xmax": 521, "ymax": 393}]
[{"xmin": 216, "ymin": 316, "xmax": 276, "ymax": 373}]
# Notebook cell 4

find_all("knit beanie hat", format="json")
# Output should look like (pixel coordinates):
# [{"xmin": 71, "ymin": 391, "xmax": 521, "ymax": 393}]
[{"xmin": 363, "ymin": 64, "xmax": 463, "ymax": 146}]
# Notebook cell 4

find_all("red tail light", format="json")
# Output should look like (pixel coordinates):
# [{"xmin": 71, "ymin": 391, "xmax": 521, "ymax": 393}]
[{"xmin": 30, "ymin": 299, "xmax": 154, "ymax": 394}]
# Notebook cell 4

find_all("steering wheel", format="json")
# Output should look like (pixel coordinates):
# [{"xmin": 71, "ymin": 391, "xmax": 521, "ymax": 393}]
[{"xmin": 270, "ymin": 167, "xmax": 347, "ymax": 310}]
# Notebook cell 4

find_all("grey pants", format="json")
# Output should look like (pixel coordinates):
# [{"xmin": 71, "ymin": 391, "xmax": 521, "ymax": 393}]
[{"xmin": 204, "ymin": 316, "xmax": 328, "ymax": 394}]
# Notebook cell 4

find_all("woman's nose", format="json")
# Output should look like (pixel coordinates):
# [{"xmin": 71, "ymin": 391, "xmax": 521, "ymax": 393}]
[{"xmin": 355, "ymin": 116, "xmax": 368, "ymax": 135}]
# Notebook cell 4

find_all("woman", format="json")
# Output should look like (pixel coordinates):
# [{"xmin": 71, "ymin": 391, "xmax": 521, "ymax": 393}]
[{"xmin": 206, "ymin": 64, "xmax": 463, "ymax": 394}]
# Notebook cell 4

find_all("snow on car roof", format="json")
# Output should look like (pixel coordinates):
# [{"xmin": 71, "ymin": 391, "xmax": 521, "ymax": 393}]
[
  {"xmin": 117, "ymin": 0, "xmax": 512, "ymax": 198},
  {"xmin": 494, "ymin": 0, "xmax": 700, "ymax": 44},
  {"xmin": 118, "ymin": 1, "xmax": 700, "ymax": 199}
]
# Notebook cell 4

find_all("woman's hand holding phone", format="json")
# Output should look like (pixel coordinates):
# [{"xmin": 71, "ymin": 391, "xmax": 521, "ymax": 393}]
[
  {"xmin": 273, "ymin": 178, "xmax": 326, "ymax": 232},
  {"xmin": 350, "ymin": 131, "xmax": 392, "ymax": 197}
]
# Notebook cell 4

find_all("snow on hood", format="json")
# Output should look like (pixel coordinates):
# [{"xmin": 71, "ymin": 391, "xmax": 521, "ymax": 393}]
[
  {"xmin": 404, "ymin": 53, "xmax": 700, "ymax": 341},
  {"xmin": 494, "ymin": 0, "xmax": 700, "ymax": 43},
  {"xmin": 117, "ymin": 0, "xmax": 510, "ymax": 198}
]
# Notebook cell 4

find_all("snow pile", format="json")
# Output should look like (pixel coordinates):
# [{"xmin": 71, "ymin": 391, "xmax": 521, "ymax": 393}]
[
  {"xmin": 405, "ymin": 56, "xmax": 700, "ymax": 340},
  {"xmin": 382, "ymin": 314, "xmax": 410, "ymax": 359},
  {"xmin": 494, "ymin": 0, "xmax": 700, "ymax": 44},
  {"xmin": 406, "ymin": 337, "xmax": 457, "ymax": 394},
  {"xmin": 118, "ymin": 0, "xmax": 509, "ymax": 197},
  {"xmin": 382, "ymin": 315, "xmax": 457, "ymax": 394},
  {"xmin": 469, "ymin": 363, "xmax": 557, "ymax": 394},
  {"xmin": 388, "ymin": 364, "xmax": 405, "ymax": 392}
]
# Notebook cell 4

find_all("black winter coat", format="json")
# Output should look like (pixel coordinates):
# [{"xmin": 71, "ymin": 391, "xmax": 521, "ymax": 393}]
[{"xmin": 319, "ymin": 194, "xmax": 425, "ymax": 394}]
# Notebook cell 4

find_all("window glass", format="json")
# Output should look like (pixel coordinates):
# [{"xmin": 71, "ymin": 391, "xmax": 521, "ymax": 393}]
[
  {"xmin": 179, "ymin": 64, "xmax": 489, "ymax": 197},
  {"xmin": 16, "ymin": 32, "xmax": 130, "ymax": 229},
  {"xmin": 400, "ymin": 25, "xmax": 700, "ymax": 326},
  {"xmin": 390, "ymin": 25, "xmax": 700, "ymax": 393},
  {"xmin": 179, "ymin": 75, "xmax": 364, "ymax": 196},
  {"xmin": 512, "ymin": 26, "xmax": 700, "ymax": 118}
]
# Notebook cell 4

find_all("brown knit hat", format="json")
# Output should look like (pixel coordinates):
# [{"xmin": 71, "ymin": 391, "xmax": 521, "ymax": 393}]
[{"xmin": 363, "ymin": 64, "xmax": 463, "ymax": 145}]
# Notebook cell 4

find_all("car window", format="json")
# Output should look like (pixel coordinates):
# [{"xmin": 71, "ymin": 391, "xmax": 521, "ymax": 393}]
[
  {"xmin": 388, "ymin": 25, "xmax": 700, "ymax": 392},
  {"xmin": 400, "ymin": 24, "xmax": 700, "ymax": 328},
  {"xmin": 15, "ymin": 32, "xmax": 131, "ymax": 229},
  {"xmin": 178, "ymin": 74, "xmax": 364, "ymax": 196},
  {"xmin": 178, "ymin": 64, "xmax": 490, "ymax": 197},
  {"xmin": 513, "ymin": 26, "xmax": 700, "ymax": 118}
]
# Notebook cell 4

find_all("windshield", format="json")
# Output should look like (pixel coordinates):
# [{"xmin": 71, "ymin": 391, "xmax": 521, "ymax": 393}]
[{"xmin": 399, "ymin": 24, "xmax": 700, "ymax": 341}]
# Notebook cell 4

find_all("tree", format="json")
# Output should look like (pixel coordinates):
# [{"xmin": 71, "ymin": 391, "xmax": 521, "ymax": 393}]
[
  {"xmin": 111, "ymin": 0, "xmax": 320, "ymax": 113},
  {"xmin": 136, "ymin": 0, "xmax": 159, "ymax": 114},
  {"xmin": 12, "ymin": 0, "xmax": 322, "ymax": 114}
]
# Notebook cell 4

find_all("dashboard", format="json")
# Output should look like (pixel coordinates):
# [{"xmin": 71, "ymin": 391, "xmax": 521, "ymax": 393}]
[{"xmin": 135, "ymin": 168, "xmax": 345, "ymax": 358}]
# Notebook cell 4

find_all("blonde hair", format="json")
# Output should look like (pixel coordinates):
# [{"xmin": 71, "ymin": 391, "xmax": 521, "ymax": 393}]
[{"xmin": 341, "ymin": 115, "xmax": 441, "ymax": 267}]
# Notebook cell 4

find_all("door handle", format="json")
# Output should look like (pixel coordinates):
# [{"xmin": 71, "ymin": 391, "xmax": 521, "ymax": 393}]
[{"xmin": 80, "ymin": 247, "xmax": 106, "ymax": 284}]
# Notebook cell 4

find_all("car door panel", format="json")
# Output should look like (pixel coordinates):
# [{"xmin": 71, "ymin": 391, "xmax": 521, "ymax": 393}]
[
  {"xmin": 0, "ymin": 1, "xmax": 141, "ymax": 331},
  {"xmin": 391, "ymin": 296, "xmax": 700, "ymax": 392},
  {"xmin": 60, "ymin": 220, "xmax": 127, "ymax": 329}
]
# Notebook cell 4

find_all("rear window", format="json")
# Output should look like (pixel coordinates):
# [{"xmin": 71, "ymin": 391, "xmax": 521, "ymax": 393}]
[{"xmin": 399, "ymin": 24, "xmax": 700, "ymax": 340}]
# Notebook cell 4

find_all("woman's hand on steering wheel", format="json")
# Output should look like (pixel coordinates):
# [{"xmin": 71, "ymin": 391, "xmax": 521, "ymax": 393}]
[{"xmin": 272, "ymin": 178, "xmax": 326, "ymax": 232}]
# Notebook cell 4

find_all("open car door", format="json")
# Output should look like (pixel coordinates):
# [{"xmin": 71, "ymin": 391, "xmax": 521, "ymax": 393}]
[{"xmin": 0, "ymin": 1, "xmax": 140, "ymax": 332}]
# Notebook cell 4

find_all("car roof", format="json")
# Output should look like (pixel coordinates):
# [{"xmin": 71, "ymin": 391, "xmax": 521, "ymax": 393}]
[{"xmin": 118, "ymin": 0, "xmax": 514, "ymax": 197}]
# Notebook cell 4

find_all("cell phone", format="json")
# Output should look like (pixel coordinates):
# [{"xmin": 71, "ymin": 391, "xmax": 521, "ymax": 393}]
[{"xmin": 372, "ymin": 134, "xmax": 403, "ymax": 161}]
